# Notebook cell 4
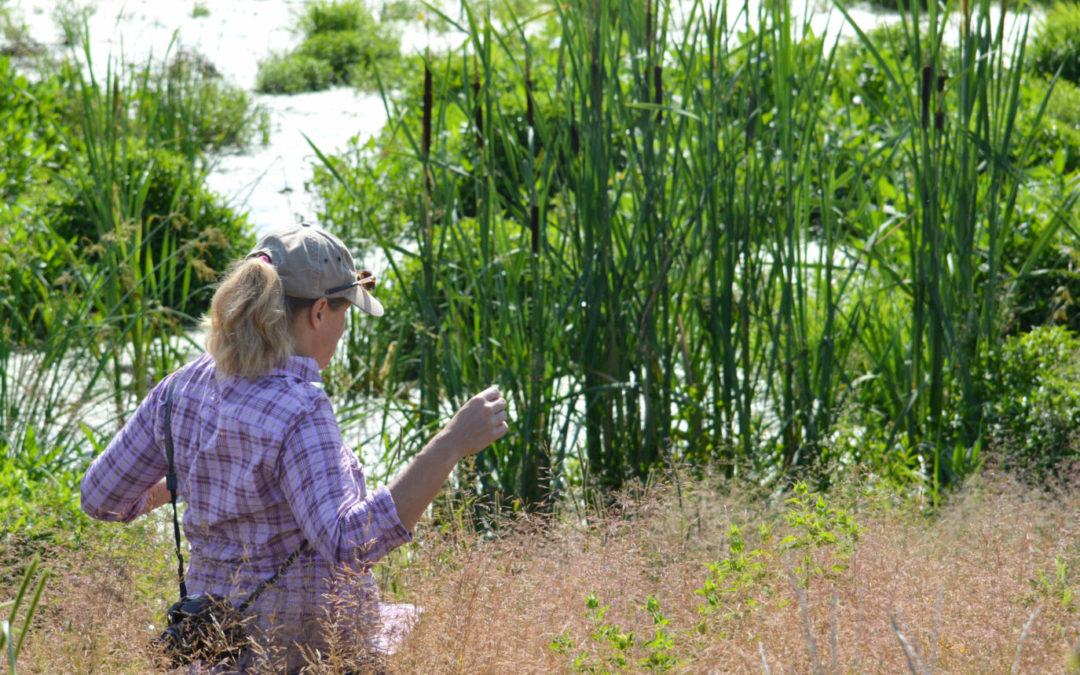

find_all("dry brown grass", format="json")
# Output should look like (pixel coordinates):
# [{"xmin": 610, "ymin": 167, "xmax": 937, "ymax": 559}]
[{"xmin": 8, "ymin": 471, "xmax": 1080, "ymax": 673}]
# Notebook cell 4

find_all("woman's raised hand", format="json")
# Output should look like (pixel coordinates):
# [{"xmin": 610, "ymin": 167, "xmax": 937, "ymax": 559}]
[
  {"xmin": 389, "ymin": 386, "xmax": 510, "ymax": 530},
  {"xmin": 442, "ymin": 386, "xmax": 509, "ymax": 459}
]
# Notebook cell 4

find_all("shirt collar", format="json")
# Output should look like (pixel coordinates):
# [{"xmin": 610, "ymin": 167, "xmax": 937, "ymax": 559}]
[{"xmin": 267, "ymin": 355, "xmax": 322, "ymax": 383}]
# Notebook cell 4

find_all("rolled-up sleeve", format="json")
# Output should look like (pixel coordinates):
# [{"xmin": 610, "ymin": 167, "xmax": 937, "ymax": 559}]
[
  {"xmin": 80, "ymin": 383, "xmax": 168, "ymax": 522},
  {"xmin": 275, "ymin": 396, "xmax": 411, "ymax": 565}
]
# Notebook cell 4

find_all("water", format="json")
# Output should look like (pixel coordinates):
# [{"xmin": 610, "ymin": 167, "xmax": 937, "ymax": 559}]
[{"xmin": 8, "ymin": 0, "xmax": 464, "ymax": 236}]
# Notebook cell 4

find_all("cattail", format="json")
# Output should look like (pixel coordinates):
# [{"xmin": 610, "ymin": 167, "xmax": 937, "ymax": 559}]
[
  {"xmin": 745, "ymin": 91, "xmax": 757, "ymax": 149},
  {"xmin": 530, "ymin": 204, "xmax": 540, "ymax": 254},
  {"xmin": 646, "ymin": 0, "xmax": 653, "ymax": 53},
  {"xmin": 647, "ymin": 0, "xmax": 661, "ymax": 125},
  {"xmin": 654, "ymin": 64, "xmax": 663, "ymax": 126}
]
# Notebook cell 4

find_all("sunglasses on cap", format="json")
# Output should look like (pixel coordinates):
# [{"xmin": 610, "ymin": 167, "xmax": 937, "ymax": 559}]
[{"xmin": 325, "ymin": 270, "xmax": 377, "ymax": 296}]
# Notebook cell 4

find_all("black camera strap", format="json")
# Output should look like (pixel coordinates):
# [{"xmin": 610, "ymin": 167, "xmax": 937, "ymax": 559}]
[{"xmin": 163, "ymin": 380, "xmax": 307, "ymax": 606}]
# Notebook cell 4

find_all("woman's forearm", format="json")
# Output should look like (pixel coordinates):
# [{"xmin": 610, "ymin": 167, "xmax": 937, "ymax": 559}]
[
  {"xmin": 138, "ymin": 477, "xmax": 173, "ymax": 517},
  {"xmin": 388, "ymin": 386, "xmax": 509, "ymax": 531},
  {"xmin": 388, "ymin": 432, "xmax": 458, "ymax": 532}
]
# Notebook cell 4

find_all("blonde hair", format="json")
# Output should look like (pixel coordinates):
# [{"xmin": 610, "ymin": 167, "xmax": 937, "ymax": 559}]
[{"xmin": 204, "ymin": 259, "xmax": 292, "ymax": 380}]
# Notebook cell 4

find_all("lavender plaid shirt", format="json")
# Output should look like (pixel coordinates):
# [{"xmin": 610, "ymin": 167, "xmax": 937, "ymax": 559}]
[{"xmin": 81, "ymin": 353, "xmax": 412, "ymax": 648}]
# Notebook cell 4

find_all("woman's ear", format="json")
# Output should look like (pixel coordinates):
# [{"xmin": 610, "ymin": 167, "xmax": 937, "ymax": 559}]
[{"xmin": 310, "ymin": 297, "xmax": 329, "ymax": 324}]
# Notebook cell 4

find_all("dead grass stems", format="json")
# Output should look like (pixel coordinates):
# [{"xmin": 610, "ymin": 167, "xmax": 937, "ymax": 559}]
[{"xmin": 7, "ymin": 470, "xmax": 1080, "ymax": 673}]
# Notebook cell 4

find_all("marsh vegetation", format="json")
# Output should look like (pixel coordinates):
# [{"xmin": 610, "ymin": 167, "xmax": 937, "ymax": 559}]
[{"xmin": 4, "ymin": 0, "xmax": 1080, "ymax": 670}]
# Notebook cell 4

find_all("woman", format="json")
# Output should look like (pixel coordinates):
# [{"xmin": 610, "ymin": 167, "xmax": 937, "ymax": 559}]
[{"xmin": 80, "ymin": 223, "xmax": 509, "ymax": 669}]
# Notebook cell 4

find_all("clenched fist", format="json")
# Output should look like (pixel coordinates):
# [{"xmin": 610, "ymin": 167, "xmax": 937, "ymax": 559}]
[
  {"xmin": 441, "ymin": 386, "xmax": 510, "ymax": 460},
  {"xmin": 390, "ymin": 386, "xmax": 511, "ymax": 530}
]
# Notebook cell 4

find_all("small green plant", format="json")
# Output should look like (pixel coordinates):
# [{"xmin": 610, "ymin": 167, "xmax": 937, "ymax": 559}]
[
  {"xmin": 696, "ymin": 524, "xmax": 773, "ymax": 620},
  {"xmin": 1, "ymin": 556, "xmax": 49, "ymax": 673},
  {"xmin": 256, "ymin": 52, "xmax": 335, "ymax": 94},
  {"xmin": 1028, "ymin": 555, "xmax": 1076, "ymax": 610},
  {"xmin": 585, "ymin": 593, "xmax": 634, "ymax": 670},
  {"xmin": 638, "ymin": 595, "xmax": 679, "ymax": 671},
  {"xmin": 191, "ymin": 3, "xmax": 209, "ymax": 18},
  {"xmin": 782, "ymin": 482, "xmax": 861, "ymax": 587},
  {"xmin": 548, "ymin": 593, "xmax": 635, "ymax": 673},
  {"xmin": 548, "ymin": 593, "xmax": 683, "ymax": 672}
]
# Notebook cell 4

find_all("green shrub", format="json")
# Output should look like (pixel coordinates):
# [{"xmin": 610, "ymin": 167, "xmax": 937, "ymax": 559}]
[
  {"xmin": 0, "ymin": 216, "xmax": 70, "ymax": 342},
  {"xmin": 298, "ymin": 0, "xmax": 370, "ymax": 33},
  {"xmin": 979, "ymin": 326, "xmax": 1080, "ymax": 470},
  {"xmin": 1019, "ymin": 75, "xmax": 1080, "ymax": 174},
  {"xmin": 162, "ymin": 51, "xmax": 269, "ymax": 152},
  {"xmin": 1001, "ymin": 207, "xmax": 1080, "ymax": 336},
  {"xmin": 256, "ymin": 51, "xmax": 335, "ymax": 94},
  {"xmin": 255, "ymin": 0, "xmax": 402, "ymax": 94},
  {"xmin": 0, "ymin": 55, "xmax": 63, "ymax": 200},
  {"xmin": 298, "ymin": 29, "xmax": 398, "ymax": 84},
  {"xmin": 50, "ymin": 145, "xmax": 252, "ymax": 316},
  {"xmin": 298, "ymin": 30, "xmax": 369, "ymax": 82},
  {"xmin": 1030, "ymin": 1, "xmax": 1080, "ymax": 83},
  {"xmin": 47, "ymin": 50, "xmax": 267, "ymax": 159}
]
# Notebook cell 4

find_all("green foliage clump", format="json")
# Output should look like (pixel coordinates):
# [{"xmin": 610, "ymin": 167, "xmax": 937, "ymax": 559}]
[
  {"xmin": 979, "ymin": 326, "xmax": 1080, "ymax": 470},
  {"xmin": 299, "ymin": 0, "xmax": 375, "ymax": 33},
  {"xmin": 0, "ymin": 56, "xmax": 63, "ymax": 201},
  {"xmin": 256, "ymin": 0, "xmax": 402, "ymax": 94},
  {"xmin": 1017, "ymin": 75, "xmax": 1080, "ymax": 174},
  {"xmin": 256, "ymin": 52, "xmax": 335, "ymax": 94},
  {"xmin": 1000, "ymin": 196, "xmax": 1080, "ymax": 336},
  {"xmin": 549, "ymin": 593, "xmax": 680, "ymax": 672},
  {"xmin": 0, "ymin": 43, "xmax": 261, "ymax": 344},
  {"xmin": 160, "ymin": 51, "xmax": 270, "ymax": 153},
  {"xmin": 298, "ymin": 29, "xmax": 398, "ymax": 84},
  {"xmin": 0, "ymin": 425, "xmax": 85, "ymax": 539},
  {"xmin": 1027, "ymin": 555, "xmax": 1076, "ymax": 610},
  {"xmin": 1030, "ymin": 2, "xmax": 1080, "ymax": 83},
  {"xmin": 51, "ymin": 144, "xmax": 251, "ymax": 315},
  {"xmin": 696, "ymin": 524, "xmax": 773, "ymax": 621}
]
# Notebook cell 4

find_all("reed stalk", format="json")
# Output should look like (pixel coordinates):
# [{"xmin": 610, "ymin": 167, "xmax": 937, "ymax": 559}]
[{"xmin": 312, "ymin": 0, "xmax": 1053, "ymax": 511}]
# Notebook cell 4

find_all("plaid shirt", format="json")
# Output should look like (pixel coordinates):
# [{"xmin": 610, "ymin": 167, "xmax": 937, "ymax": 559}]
[{"xmin": 81, "ymin": 353, "xmax": 413, "ymax": 650}]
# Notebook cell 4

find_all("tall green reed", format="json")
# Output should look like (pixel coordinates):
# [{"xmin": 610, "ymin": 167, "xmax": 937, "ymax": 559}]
[
  {"xmin": 49, "ymin": 34, "xmax": 217, "ymax": 418},
  {"xmin": 317, "ymin": 0, "xmax": 872, "ymax": 504},
  {"xmin": 1, "ymin": 31, "xmax": 226, "ymax": 464},
  {"xmin": 0, "ymin": 556, "xmax": 48, "ymax": 675},
  {"xmin": 316, "ymin": 0, "xmax": 1054, "ymax": 511},
  {"xmin": 838, "ymin": 0, "xmax": 1043, "ymax": 488}
]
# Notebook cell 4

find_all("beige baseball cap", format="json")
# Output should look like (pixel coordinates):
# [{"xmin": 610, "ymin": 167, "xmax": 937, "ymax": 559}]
[{"xmin": 247, "ymin": 223, "xmax": 384, "ymax": 317}]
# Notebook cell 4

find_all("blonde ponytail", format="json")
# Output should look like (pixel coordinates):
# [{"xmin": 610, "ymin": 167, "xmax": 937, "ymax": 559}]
[{"xmin": 204, "ymin": 259, "xmax": 292, "ymax": 380}]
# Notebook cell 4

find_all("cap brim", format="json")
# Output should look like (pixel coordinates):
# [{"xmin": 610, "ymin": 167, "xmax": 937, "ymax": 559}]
[{"xmin": 346, "ymin": 285, "xmax": 384, "ymax": 317}]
